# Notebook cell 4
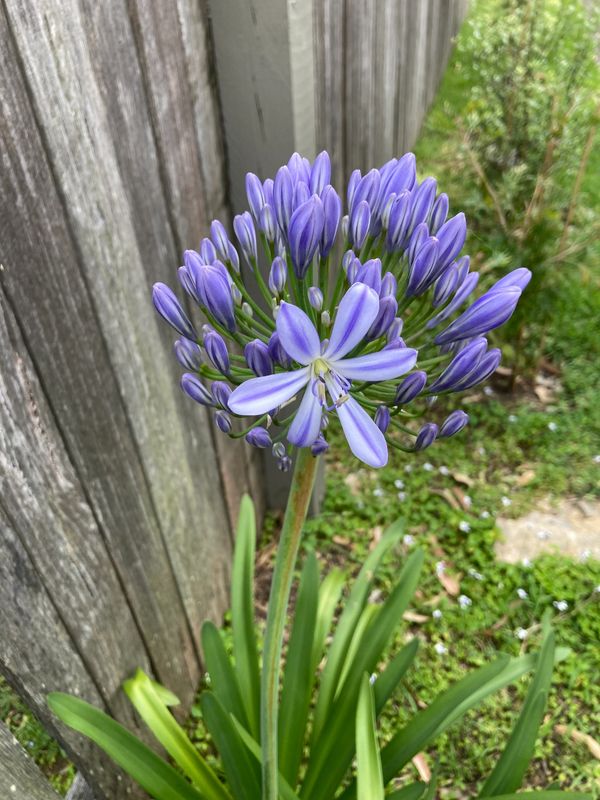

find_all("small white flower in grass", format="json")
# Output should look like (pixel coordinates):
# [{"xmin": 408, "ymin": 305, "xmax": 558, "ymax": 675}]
[
  {"xmin": 484, "ymin": 386, "xmax": 494, "ymax": 396},
  {"xmin": 398, "ymin": 491, "xmax": 407, "ymax": 501},
  {"xmin": 458, "ymin": 594, "xmax": 472, "ymax": 609},
  {"xmin": 517, "ymin": 588, "xmax": 528, "ymax": 600},
  {"xmin": 403, "ymin": 534, "xmax": 414, "ymax": 546},
  {"xmin": 480, "ymin": 510, "xmax": 490, "ymax": 520},
  {"xmin": 593, "ymin": 455, "xmax": 600, "ymax": 464},
  {"xmin": 595, "ymin": 585, "xmax": 600, "ymax": 593},
  {"xmin": 516, "ymin": 627, "xmax": 528, "ymax": 640},
  {"xmin": 547, "ymin": 421, "xmax": 558, "ymax": 432},
  {"xmin": 404, "ymin": 464, "xmax": 413, "ymax": 473},
  {"xmin": 423, "ymin": 462, "xmax": 434, "ymax": 472},
  {"xmin": 536, "ymin": 529, "xmax": 551, "ymax": 541},
  {"xmin": 373, "ymin": 487, "xmax": 385, "ymax": 497},
  {"xmin": 508, "ymin": 414, "xmax": 517, "ymax": 423},
  {"xmin": 434, "ymin": 642, "xmax": 447, "ymax": 655},
  {"xmin": 432, "ymin": 609, "xmax": 443, "ymax": 619},
  {"xmin": 459, "ymin": 520, "xmax": 471, "ymax": 533},
  {"xmin": 394, "ymin": 478, "xmax": 405, "ymax": 489},
  {"xmin": 501, "ymin": 495, "xmax": 512, "ymax": 508},
  {"xmin": 435, "ymin": 560, "xmax": 446, "ymax": 576},
  {"xmin": 553, "ymin": 600, "xmax": 568, "ymax": 612},
  {"xmin": 468, "ymin": 568, "xmax": 484, "ymax": 581},
  {"xmin": 579, "ymin": 549, "xmax": 591, "ymax": 562},
  {"xmin": 522, "ymin": 557, "xmax": 532, "ymax": 568},
  {"xmin": 463, "ymin": 494, "xmax": 472, "ymax": 507},
  {"xmin": 439, "ymin": 465, "xmax": 450, "ymax": 476},
  {"xmin": 478, "ymin": 446, "xmax": 486, "ymax": 456}
]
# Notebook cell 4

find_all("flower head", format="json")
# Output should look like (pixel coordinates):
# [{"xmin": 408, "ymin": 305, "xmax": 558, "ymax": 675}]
[{"xmin": 153, "ymin": 150, "xmax": 529, "ymax": 468}]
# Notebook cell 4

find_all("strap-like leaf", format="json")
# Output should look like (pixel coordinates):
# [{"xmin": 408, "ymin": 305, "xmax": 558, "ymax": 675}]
[
  {"xmin": 279, "ymin": 552, "xmax": 320, "ymax": 786},
  {"xmin": 201, "ymin": 622, "xmax": 249, "ymax": 729},
  {"xmin": 356, "ymin": 674, "xmax": 384, "ymax": 800},
  {"xmin": 48, "ymin": 692, "xmax": 209, "ymax": 800},
  {"xmin": 200, "ymin": 692, "xmax": 261, "ymax": 800},
  {"xmin": 479, "ymin": 631, "xmax": 556, "ymax": 797},
  {"xmin": 231, "ymin": 494, "xmax": 261, "ymax": 738},
  {"xmin": 231, "ymin": 716, "xmax": 300, "ymax": 800},
  {"xmin": 123, "ymin": 669, "xmax": 230, "ymax": 800},
  {"xmin": 311, "ymin": 519, "xmax": 405, "ymax": 741},
  {"xmin": 385, "ymin": 782, "xmax": 427, "ymax": 800},
  {"xmin": 374, "ymin": 638, "xmax": 419, "ymax": 715},
  {"xmin": 488, "ymin": 794, "xmax": 591, "ymax": 800},
  {"xmin": 301, "ymin": 549, "xmax": 424, "ymax": 800},
  {"xmin": 311, "ymin": 567, "xmax": 345, "ymax": 672}
]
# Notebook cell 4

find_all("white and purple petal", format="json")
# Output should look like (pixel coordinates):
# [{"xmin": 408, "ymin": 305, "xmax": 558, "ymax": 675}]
[
  {"xmin": 228, "ymin": 368, "xmax": 309, "ymax": 416},
  {"xmin": 325, "ymin": 283, "xmax": 380, "ymax": 360},
  {"xmin": 334, "ymin": 347, "xmax": 418, "ymax": 382},
  {"xmin": 276, "ymin": 302, "xmax": 321, "ymax": 365},
  {"xmin": 287, "ymin": 382, "xmax": 323, "ymax": 447},
  {"xmin": 325, "ymin": 376, "xmax": 387, "ymax": 468}
]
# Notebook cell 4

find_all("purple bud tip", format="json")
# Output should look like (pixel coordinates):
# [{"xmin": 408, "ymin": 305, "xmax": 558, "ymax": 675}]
[
  {"xmin": 181, "ymin": 373, "xmax": 214, "ymax": 407},
  {"xmin": 440, "ymin": 410, "xmax": 469, "ymax": 438},
  {"xmin": 414, "ymin": 422, "xmax": 438, "ymax": 452},
  {"xmin": 374, "ymin": 406, "xmax": 391, "ymax": 434},
  {"xmin": 246, "ymin": 427, "xmax": 273, "ymax": 448},
  {"xmin": 152, "ymin": 283, "xmax": 196, "ymax": 340},
  {"xmin": 214, "ymin": 410, "xmax": 232, "ymax": 434}
]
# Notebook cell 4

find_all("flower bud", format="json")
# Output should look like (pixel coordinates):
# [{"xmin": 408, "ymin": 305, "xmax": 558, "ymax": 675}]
[
  {"xmin": 287, "ymin": 152, "xmax": 311, "ymax": 185},
  {"xmin": 429, "ymin": 193, "xmax": 449, "ymax": 234},
  {"xmin": 406, "ymin": 237, "xmax": 440, "ymax": 297},
  {"xmin": 350, "ymin": 168, "xmax": 380, "ymax": 214},
  {"xmin": 380, "ymin": 272, "xmax": 397, "ymax": 297},
  {"xmin": 367, "ymin": 295, "xmax": 398, "ymax": 340},
  {"xmin": 268, "ymin": 256, "xmax": 287, "ymax": 296},
  {"xmin": 321, "ymin": 310, "xmax": 331, "ymax": 327},
  {"xmin": 407, "ymin": 223, "xmax": 430, "ymax": 265},
  {"xmin": 433, "ymin": 262, "xmax": 460, "ymax": 308},
  {"xmin": 435, "ymin": 213, "xmax": 466, "ymax": 273},
  {"xmin": 288, "ymin": 195, "xmax": 325, "ymax": 279},
  {"xmin": 203, "ymin": 328, "xmax": 230, "ymax": 374},
  {"xmin": 395, "ymin": 371, "xmax": 427, "ymax": 404},
  {"xmin": 231, "ymin": 285, "xmax": 243, "ymax": 307},
  {"xmin": 440, "ymin": 410, "xmax": 469, "ymax": 438},
  {"xmin": 187, "ymin": 257, "xmax": 237, "ymax": 332},
  {"xmin": 385, "ymin": 152, "xmax": 417, "ymax": 197},
  {"xmin": 427, "ymin": 271, "xmax": 479, "ymax": 330},
  {"xmin": 178, "ymin": 265, "xmax": 200, "ymax": 303},
  {"xmin": 227, "ymin": 242, "xmax": 240, "ymax": 273},
  {"xmin": 356, "ymin": 258, "xmax": 382, "ymax": 293},
  {"xmin": 386, "ymin": 191, "xmax": 411, "ymax": 251},
  {"xmin": 246, "ymin": 427, "xmax": 273, "ymax": 448},
  {"xmin": 407, "ymin": 177, "xmax": 437, "ymax": 237},
  {"xmin": 272, "ymin": 442, "xmax": 286, "ymax": 459},
  {"xmin": 174, "ymin": 338, "xmax": 203, "ymax": 370},
  {"xmin": 242, "ymin": 302, "xmax": 253, "ymax": 318},
  {"xmin": 210, "ymin": 220, "xmax": 231, "ymax": 262},
  {"xmin": 214, "ymin": 410, "xmax": 232, "ymax": 433},
  {"xmin": 268, "ymin": 332, "xmax": 292, "ymax": 368},
  {"xmin": 310, "ymin": 151, "xmax": 331, "ymax": 196},
  {"xmin": 233, "ymin": 211, "xmax": 258, "ymax": 264},
  {"xmin": 199, "ymin": 238, "xmax": 217, "ymax": 264},
  {"xmin": 349, "ymin": 200, "xmax": 371, "ymax": 249},
  {"xmin": 274, "ymin": 166, "xmax": 294, "ymax": 233},
  {"xmin": 387, "ymin": 317, "xmax": 404, "ymax": 341},
  {"xmin": 211, "ymin": 380, "xmax": 232, "ymax": 409},
  {"xmin": 293, "ymin": 180, "xmax": 310, "ymax": 209},
  {"xmin": 455, "ymin": 348, "xmax": 502, "ymax": 391},
  {"xmin": 428, "ymin": 338, "xmax": 488, "ymax": 393},
  {"xmin": 435, "ymin": 287, "xmax": 522, "ymax": 345},
  {"xmin": 309, "ymin": 286, "xmax": 324, "ymax": 311},
  {"xmin": 152, "ymin": 282, "xmax": 197, "ymax": 340},
  {"xmin": 320, "ymin": 185, "xmax": 342, "ymax": 258},
  {"xmin": 374, "ymin": 406, "xmax": 391, "ymax": 433},
  {"xmin": 311, "ymin": 435, "xmax": 329, "ymax": 455},
  {"xmin": 414, "ymin": 422, "xmax": 438, "ymax": 451},
  {"xmin": 245, "ymin": 172, "xmax": 266, "ymax": 221},
  {"xmin": 488, "ymin": 267, "xmax": 532, "ymax": 293},
  {"xmin": 278, "ymin": 455, "xmax": 292, "ymax": 472},
  {"xmin": 181, "ymin": 373, "xmax": 214, "ymax": 406},
  {"xmin": 259, "ymin": 204, "xmax": 276, "ymax": 241},
  {"xmin": 244, "ymin": 339, "xmax": 274, "ymax": 376}
]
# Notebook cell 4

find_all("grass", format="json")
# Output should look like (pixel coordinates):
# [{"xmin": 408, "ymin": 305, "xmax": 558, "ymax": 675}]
[{"xmin": 3, "ymin": 0, "xmax": 599, "ymax": 795}]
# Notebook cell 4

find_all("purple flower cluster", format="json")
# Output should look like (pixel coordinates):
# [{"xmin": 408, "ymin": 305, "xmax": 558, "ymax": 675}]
[{"xmin": 153, "ymin": 151, "xmax": 529, "ymax": 468}]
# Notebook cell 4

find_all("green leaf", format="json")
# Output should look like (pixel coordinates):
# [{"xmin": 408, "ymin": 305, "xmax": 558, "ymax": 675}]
[
  {"xmin": 488, "ymin": 794, "xmax": 592, "ymax": 800},
  {"xmin": 385, "ymin": 782, "xmax": 427, "ymax": 800},
  {"xmin": 311, "ymin": 519, "xmax": 405, "ymax": 742},
  {"xmin": 373, "ymin": 638, "xmax": 419, "ymax": 715},
  {"xmin": 479, "ymin": 631, "xmax": 556, "ymax": 797},
  {"xmin": 231, "ymin": 716, "xmax": 300, "ymax": 800},
  {"xmin": 48, "ymin": 692, "xmax": 208, "ymax": 800},
  {"xmin": 356, "ymin": 674, "xmax": 384, "ymax": 800},
  {"xmin": 201, "ymin": 621, "xmax": 248, "ymax": 729},
  {"xmin": 301, "ymin": 549, "xmax": 423, "ymax": 800},
  {"xmin": 337, "ymin": 604, "xmax": 380, "ymax": 693},
  {"xmin": 123, "ymin": 670, "xmax": 230, "ymax": 800},
  {"xmin": 279, "ymin": 551, "xmax": 320, "ymax": 786},
  {"xmin": 311, "ymin": 567, "xmax": 345, "ymax": 672},
  {"xmin": 231, "ymin": 495, "xmax": 261, "ymax": 739},
  {"xmin": 200, "ymin": 692, "xmax": 261, "ymax": 800}
]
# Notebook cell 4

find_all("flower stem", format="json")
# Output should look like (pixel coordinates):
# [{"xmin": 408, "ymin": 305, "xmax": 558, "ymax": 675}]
[{"xmin": 261, "ymin": 448, "xmax": 319, "ymax": 800}]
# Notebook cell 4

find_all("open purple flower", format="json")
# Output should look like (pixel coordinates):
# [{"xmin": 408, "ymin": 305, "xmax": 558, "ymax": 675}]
[
  {"xmin": 152, "ymin": 149, "xmax": 528, "ymax": 468},
  {"xmin": 229, "ymin": 283, "xmax": 417, "ymax": 466}
]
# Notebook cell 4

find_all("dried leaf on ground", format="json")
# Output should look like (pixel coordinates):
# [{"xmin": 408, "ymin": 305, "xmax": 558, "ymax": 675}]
[
  {"xmin": 412, "ymin": 752, "xmax": 431, "ymax": 782},
  {"xmin": 451, "ymin": 471, "xmax": 474, "ymax": 487},
  {"xmin": 437, "ymin": 570, "xmax": 461, "ymax": 597},
  {"xmin": 403, "ymin": 611, "xmax": 429, "ymax": 624},
  {"xmin": 344, "ymin": 472, "xmax": 362, "ymax": 496},
  {"xmin": 369, "ymin": 525, "xmax": 383, "ymax": 550},
  {"xmin": 554, "ymin": 725, "xmax": 600, "ymax": 759},
  {"xmin": 431, "ymin": 488, "xmax": 461, "ymax": 510}
]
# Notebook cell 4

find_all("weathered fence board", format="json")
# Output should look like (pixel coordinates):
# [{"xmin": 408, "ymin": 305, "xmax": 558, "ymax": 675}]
[
  {"xmin": 315, "ymin": 0, "xmax": 469, "ymax": 188},
  {"xmin": 0, "ymin": 722, "xmax": 61, "ymax": 800}
]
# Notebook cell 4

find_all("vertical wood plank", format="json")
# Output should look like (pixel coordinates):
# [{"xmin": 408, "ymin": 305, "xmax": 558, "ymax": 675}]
[{"xmin": 0, "ymin": 721, "xmax": 61, "ymax": 800}]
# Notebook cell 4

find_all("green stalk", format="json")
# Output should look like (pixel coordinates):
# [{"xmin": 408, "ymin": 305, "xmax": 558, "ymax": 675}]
[{"xmin": 261, "ymin": 448, "xmax": 319, "ymax": 800}]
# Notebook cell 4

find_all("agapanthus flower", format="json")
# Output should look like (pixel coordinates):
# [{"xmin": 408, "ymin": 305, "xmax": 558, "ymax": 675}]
[{"xmin": 153, "ymin": 150, "xmax": 529, "ymax": 469}]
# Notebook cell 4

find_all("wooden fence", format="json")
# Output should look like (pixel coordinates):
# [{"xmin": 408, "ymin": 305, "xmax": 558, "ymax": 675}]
[{"xmin": 0, "ymin": 1, "xmax": 468, "ymax": 797}]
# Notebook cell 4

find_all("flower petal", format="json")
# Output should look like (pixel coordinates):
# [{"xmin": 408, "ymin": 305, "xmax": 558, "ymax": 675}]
[
  {"xmin": 276, "ymin": 302, "xmax": 321, "ymax": 365},
  {"xmin": 325, "ymin": 283, "xmax": 380, "ymax": 360},
  {"xmin": 228, "ymin": 368, "xmax": 309, "ymax": 416},
  {"xmin": 325, "ymin": 376, "xmax": 387, "ymax": 467},
  {"xmin": 335, "ymin": 347, "xmax": 418, "ymax": 381},
  {"xmin": 287, "ymin": 383, "xmax": 323, "ymax": 447}
]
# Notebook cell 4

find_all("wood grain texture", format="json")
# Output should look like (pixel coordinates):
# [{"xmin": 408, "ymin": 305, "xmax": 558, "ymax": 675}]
[
  {"xmin": 0, "ymin": 721, "xmax": 61, "ymax": 800},
  {"xmin": 66, "ymin": 774, "xmax": 97, "ymax": 800},
  {"xmin": 314, "ymin": 0, "xmax": 470, "ymax": 183}
]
